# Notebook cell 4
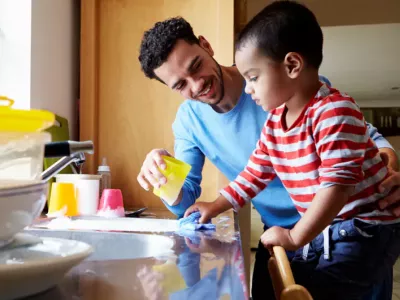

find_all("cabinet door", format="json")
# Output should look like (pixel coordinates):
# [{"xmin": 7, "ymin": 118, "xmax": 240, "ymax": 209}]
[{"xmin": 80, "ymin": 0, "xmax": 234, "ymax": 209}]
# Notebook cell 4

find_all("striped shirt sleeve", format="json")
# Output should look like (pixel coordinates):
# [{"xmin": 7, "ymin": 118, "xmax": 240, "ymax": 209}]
[
  {"xmin": 221, "ymin": 132, "xmax": 277, "ymax": 211},
  {"xmin": 312, "ymin": 96, "xmax": 367, "ymax": 188}
]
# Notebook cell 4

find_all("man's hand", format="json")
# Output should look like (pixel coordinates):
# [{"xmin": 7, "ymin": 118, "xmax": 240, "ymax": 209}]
[
  {"xmin": 260, "ymin": 226, "xmax": 298, "ymax": 252},
  {"xmin": 184, "ymin": 195, "xmax": 234, "ymax": 224},
  {"xmin": 378, "ymin": 169, "xmax": 400, "ymax": 216},
  {"xmin": 137, "ymin": 266, "xmax": 165, "ymax": 300},
  {"xmin": 185, "ymin": 236, "xmax": 226, "ymax": 256},
  {"xmin": 377, "ymin": 151, "xmax": 400, "ymax": 216},
  {"xmin": 137, "ymin": 149, "xmax": 172, "ymax": 191}
]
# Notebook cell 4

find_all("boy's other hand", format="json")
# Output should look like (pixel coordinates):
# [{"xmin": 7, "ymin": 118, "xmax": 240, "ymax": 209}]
[{"xmin": 261, "ymin": 226, "xmax": 298, "ymax": 253}]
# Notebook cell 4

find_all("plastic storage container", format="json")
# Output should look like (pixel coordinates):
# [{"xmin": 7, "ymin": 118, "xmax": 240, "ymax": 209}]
[{"xmin": 0, "ymin": 96, "xmax": 54, "ymax": 181}]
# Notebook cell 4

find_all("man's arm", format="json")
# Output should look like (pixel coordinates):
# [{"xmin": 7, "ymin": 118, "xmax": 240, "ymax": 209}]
[
  {"xmin": 366, "ymin": 122, "xmax": 399, "ymax": 171},
  {"xmin": 162, "ymin": 105, "xmax": 207, "ymax": 218},
  {"xmin": 366, "ymin": 122, "xmax": 400, "ymax": 215}
]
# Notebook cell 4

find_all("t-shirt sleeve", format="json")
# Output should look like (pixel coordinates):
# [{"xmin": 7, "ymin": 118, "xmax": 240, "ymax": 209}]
[
  {"xmin": 221, "ymin": 125, "xmax": 276, "ymax": 211},
  {"xmin": 312, "ymin": 96, "xmax": 368, "ymax": 188}
]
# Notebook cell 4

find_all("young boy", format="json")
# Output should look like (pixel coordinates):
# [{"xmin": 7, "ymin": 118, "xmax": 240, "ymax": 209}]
[{"xmin": 184, "ymin": 1, "xmax": 400, "ymax": 299}]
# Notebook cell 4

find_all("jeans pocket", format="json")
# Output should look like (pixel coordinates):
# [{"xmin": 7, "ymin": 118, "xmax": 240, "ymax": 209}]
[{"xmin": 331, "ymin": 219, "xmax": 382, "ymax": 243}]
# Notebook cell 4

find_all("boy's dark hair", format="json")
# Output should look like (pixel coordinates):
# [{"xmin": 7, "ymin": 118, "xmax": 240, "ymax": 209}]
[
  {"xmin": 139, "ymin": 17, "xmax": 199, "ymax": 80},
  {"xmin": 236, "ymin": 0, "xmax": 323, "ymax": 69}
]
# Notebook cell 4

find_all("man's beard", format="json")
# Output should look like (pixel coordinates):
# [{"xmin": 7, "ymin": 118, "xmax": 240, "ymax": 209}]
[{"xmin": 211, "ymin": 57, "xmax": 225, "ymax": 106}]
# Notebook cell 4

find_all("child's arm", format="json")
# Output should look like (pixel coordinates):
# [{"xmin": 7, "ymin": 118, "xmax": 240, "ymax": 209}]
[
  {"xmin": 292, "ymin": 185, "xmax": 354, "ymax": 247},
  {"xmin": 184, "ymin": 129, "xmax": 276, "ymax": 222},
  {"xmin": 261, "ymin": 185, "xmax": 354, "ymax": 251},
  {"xmin": 183, "ymin": 194, "xmax": 234, "ymax": 223}
]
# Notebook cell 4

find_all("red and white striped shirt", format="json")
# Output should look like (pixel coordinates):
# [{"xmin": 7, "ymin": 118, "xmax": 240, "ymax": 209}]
[{"xmin": 222, "ymin": 84, "xmax": 398, "ymax": 223}]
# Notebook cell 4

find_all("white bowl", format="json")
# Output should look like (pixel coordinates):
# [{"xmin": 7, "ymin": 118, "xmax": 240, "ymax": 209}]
[
  {"xmin": 0, "ymin": 180, "xmax": 48, "ymax": 246},
  {"xmin": 0, "ymin": 236, "xmax": 93, "ymax": 300}
]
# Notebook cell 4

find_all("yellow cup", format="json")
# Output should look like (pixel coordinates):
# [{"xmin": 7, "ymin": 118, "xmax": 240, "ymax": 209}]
[
  {"xmin": 153, "ymin": 156, "xmax": 192, "ymax": 205},
  {"xmin": 48, "ymin": 182, "xmax": 78, "ymax": 217},
  {"xmin": 153, "ymin": 261, "xmax": 186, "ymax": 294}
]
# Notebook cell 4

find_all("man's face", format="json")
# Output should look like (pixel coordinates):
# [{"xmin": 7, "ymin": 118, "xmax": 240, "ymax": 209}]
[{"xmin": 154, "ymin": 38, "xmax": 224, "ymax": 105}]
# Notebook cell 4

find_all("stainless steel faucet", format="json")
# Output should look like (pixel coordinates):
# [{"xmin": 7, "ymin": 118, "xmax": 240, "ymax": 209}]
[{"xmin": 41, "ymin": 141, "xmax": 94, "ymax": 181}]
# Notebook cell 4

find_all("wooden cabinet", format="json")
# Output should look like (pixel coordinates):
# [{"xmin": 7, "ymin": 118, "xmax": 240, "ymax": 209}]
[{"xmin": 80, "ymin": 0, "xmax": 235, "ymax": 210}]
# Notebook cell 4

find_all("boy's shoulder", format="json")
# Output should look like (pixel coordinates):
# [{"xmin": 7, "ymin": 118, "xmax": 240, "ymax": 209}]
[
  {"xmin": 306, "ymin": 85, "xmax": 361, "ymax": 122},
  {"xmin": 311, "ymin": 85, "xmax": 359, "ymax": 111}
]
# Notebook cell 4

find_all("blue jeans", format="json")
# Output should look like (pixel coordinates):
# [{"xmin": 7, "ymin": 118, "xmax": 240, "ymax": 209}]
[
  {"xmin": 291, "ymin": 219, "xmax": 400, "ymax": 300},
  {"xmin": 363, "ymin": 266, "xmax": 393, "ymax": 300}
]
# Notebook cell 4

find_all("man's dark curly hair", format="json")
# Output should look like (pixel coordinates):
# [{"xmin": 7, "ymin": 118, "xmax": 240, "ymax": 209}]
[{"xmin": 139, "ymin": 17, "xmax": 199, "ymax": 80}]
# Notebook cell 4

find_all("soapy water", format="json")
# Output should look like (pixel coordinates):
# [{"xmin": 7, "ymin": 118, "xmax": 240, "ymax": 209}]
[
  {"xmin": 44, "ymin": 216, "xmax": 180, "ymax": 233},
  {"xmin": 96, "ymin": 206, "xmax": 125, "ymax": 218}
]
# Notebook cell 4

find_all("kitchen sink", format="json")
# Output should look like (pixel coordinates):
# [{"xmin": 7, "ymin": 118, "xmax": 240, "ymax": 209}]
[{"xmin": 24, "ymin": 229, "xmax": 175, "ymax": 261}]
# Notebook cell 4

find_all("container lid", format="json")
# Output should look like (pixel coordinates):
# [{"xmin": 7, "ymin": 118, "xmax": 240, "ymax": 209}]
[
  {"xmin": 97, "ymin": 157, "xmax": 110, "ymax": 172},
  {"xmin": 0, "ymin": 96, "xmax": 55, "ymax": 132},
  {"xmin": 55, "ymin": 174, "xmax": 102, "ymax": 181}
]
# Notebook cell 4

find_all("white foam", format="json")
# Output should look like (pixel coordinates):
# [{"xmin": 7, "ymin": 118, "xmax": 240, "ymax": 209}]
[
  {"xmin": 44, "ymin": 216, "xmax": 179, "ymax": 233},
  {"xmin": 96, "ymin": 206, "xmax": 125, "ymax": 218}
]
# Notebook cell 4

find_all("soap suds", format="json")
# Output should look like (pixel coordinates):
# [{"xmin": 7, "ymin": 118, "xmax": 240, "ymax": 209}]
[
  {"xmin": 97, "ymin": 207, "xmax": 125, "ymax": 218},
  {"xmin": 43, "ymin": 217, "xmax": 179, "ymax": 233}
]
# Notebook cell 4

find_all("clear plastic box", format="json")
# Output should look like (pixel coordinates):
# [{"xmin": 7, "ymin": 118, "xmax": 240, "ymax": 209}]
[{"xmin": 0, "ymin": 132, "xmax": 51, "ymax": 180}]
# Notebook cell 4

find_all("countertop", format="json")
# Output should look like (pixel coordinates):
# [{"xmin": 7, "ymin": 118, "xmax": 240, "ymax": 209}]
[{"xmin": 22, "ymin": 210, "xmax": 249, "ymax": 300}]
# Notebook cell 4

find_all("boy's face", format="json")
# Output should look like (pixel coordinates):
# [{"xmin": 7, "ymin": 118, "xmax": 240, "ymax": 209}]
[
  {"xmin": 154, "ymin": 37, "xmax": 224, "ymax": 105},
  {"xmin": 235, "ymin": 42, "xmax": 293, "ymax": 111}
]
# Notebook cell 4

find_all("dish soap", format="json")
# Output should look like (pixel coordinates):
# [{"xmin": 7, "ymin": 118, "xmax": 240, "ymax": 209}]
[{"xmin": 97, "ymin": 157, "xmax": 111, "ymax": 196}]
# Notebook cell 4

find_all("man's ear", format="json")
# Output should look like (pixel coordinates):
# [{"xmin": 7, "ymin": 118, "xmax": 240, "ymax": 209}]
[
  {"xmin": 198, "ymin": 35, "xmax": 214, "ymax": 56},
  {"xmin": 283, "ymin": 52, "xmax": 303, "ymax": 79}
]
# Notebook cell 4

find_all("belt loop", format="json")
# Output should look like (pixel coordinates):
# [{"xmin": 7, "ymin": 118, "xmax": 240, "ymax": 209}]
[
  {"xmin": 302, "ymin": 243, "xmax": 310, "ymax": 260},
  {"xmin": 323, "ymin": 226, "xmax": 331, "ymax": 260}
]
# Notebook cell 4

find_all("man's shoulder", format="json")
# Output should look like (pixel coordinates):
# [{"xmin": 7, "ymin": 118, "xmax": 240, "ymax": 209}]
[
  {"xmin": 173, "ymin": 100, "xmax": 206, "ymax": 133},
  {"xmin": 176, "ymin": 99, "xmax": 205, "ymax": 115}
]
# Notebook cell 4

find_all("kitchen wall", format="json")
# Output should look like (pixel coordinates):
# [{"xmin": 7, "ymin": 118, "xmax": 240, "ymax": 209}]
[
  {"xmin": 0, "ymin": 0, "xmax": 31, "ymax": 109},
  {"xmin": 31, "ymin": 0, "xmax": 80, "ymax": 139},
  {"xmin": 247, "ymin": 0, "xmax": 400, "ymax": 27},
  {"xmin": 0, "ymin": 0, "xmax": 80, "ymax": 139}
]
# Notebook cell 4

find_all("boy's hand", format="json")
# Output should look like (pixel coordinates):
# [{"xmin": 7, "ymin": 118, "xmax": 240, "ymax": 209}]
[
  {"xmin": 184, "ymin": 195, "xmax": 234, "ymax": 224},
  {"xmin": 261, "ymin": 226, "xmax": 298, "ymax": 252},
  {"xmin": 184, "ymin": 202, "xmax": 219, "ymax": 224}
]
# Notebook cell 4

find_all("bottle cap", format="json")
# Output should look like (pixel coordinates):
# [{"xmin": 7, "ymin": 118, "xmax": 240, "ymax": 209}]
[{"xmin": 98, "ymin": 157, "xmax": 110, "ymax": 172}]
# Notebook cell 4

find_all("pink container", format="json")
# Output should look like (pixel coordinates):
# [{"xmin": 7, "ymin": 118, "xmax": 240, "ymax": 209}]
[{"xmin": 97, "ymin": 189, "xmax": 125, "ymax": 218}]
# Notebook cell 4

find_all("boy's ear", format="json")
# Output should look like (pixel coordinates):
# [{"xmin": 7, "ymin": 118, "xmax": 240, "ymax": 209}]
[
  {"xmin": 199, "ymin": 35, "xmax": 214, "ymax": 56},
  {"xmin": 283, "ymin": 52, "xmax": 303, "ymax": 79}
]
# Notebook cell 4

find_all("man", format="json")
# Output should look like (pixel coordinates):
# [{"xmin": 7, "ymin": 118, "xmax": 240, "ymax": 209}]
[{"xmin": 137, "ymin": 17, "xmax": 400, "ymax": 299}]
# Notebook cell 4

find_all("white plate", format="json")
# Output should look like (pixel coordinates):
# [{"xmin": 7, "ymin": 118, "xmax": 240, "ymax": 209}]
[{"xmin": 0, "ymin": 236, "xmax": 93, "ymax": 300}]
